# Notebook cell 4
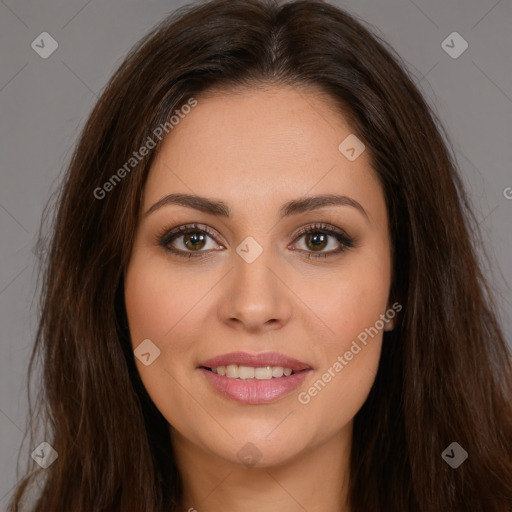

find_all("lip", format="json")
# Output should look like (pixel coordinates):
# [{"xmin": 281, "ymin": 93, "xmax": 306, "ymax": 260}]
[
  {"xmin": 199, "ymin": 367, "xmax": 311, "ymax": 404},
  {"xmin": 198, "ymin": 352, "xmax": 313, "ymax": 405},
  {"xmin": 198, "ymin": 351, "xmax": 312, "ymax": 373}
]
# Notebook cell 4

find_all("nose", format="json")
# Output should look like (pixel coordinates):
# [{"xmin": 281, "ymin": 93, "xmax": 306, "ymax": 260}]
[{"xmin": 218, "ymin": 250, "xmax": 293, "ymax": 333}]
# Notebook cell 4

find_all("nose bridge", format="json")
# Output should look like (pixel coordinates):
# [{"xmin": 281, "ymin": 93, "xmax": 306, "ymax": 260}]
[{"xmin": 219, "ymin": 236, "xmax": 291, "ymax": 330}]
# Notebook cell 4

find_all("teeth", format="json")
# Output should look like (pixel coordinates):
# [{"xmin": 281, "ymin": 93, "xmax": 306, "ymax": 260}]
[
  {"xmin": 209, "ymin": 364, "xmax": 295, "ymax": 380},
  {"xmin": 226, "ymin": 364, "xmax": 239, "ymax": 378},
  {"xmin": 254, "ymin": 366, "xmax": 272, "ymax": 380},
  {"xmin": 272, "ymin": 366, "xmax": 283, "ymax": 378},
  {"xmin": 238, "ymin": 366, "xmax": 255, "ymax": 379}
]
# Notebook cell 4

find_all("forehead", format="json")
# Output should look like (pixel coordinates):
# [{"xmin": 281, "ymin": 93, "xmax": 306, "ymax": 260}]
[{"xmin": 143, "ymin": 85, "xmax": 383, "ymax": 220}]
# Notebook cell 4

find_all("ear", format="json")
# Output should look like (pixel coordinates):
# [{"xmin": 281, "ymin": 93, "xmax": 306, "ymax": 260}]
[
  {"xmin": 384, "ymin": 317, "xmax": 394, "ymax": 331},
  {"xmin": 383, "ymin": 303, "xmax": 395, "ymax": 331}
]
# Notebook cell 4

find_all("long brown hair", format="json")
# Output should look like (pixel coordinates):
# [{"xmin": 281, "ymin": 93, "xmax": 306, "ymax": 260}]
[{"xmin": 9, "ymin": 0, "xmax": 512, "ymax": 510}]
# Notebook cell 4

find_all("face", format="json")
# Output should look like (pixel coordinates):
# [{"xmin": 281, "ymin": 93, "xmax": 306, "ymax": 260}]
[{"xmin": 124, "ymin": 85, "xmax": 393, "ymax": 469}]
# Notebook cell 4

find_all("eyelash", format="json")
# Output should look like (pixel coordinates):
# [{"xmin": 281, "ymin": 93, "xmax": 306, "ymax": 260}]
[{"xmin": 155, "ymin": 222, "xmax": 355, "ymax": 260}]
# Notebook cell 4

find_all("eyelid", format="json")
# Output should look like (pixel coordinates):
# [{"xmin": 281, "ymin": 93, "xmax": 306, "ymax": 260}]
[{"xmin": 291, "ymin": 221, "xmax": 351, "ymax": 241}]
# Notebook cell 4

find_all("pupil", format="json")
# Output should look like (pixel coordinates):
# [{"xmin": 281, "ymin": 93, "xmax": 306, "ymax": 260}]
[
  {"xmin": 184, "ymin": 232, "xmax": 205, "ymax": 250},
  {"xmin": 308, "ymin": 233, "xmax": 327, "ymax": 251}
]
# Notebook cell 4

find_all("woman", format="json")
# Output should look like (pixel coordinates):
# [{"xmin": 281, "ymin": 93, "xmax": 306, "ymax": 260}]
[{"xmin": 9, "ymin": 0, "xmax": 512, "ymax": 510}]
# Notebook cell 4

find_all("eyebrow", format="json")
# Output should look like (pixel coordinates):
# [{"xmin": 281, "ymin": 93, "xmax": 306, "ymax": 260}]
[{"xmin": 144, "ymin": 193, "xmax": 369, "ymax": 221}]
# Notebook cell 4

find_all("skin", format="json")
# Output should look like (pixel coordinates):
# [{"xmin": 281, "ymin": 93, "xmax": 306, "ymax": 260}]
[{"xmin": 124, "ymin": 84, "xmax": 394, "ymax": 512}]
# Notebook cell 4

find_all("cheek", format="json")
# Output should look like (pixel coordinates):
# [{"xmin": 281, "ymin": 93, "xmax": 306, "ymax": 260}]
[
  {"xmin": 296, "ymin": 339, "xmax": 382, "ymax": 437},
  {"xmin": 293, "ymin": 252, "xmax": 390, "ymax": 419},
  {"xmin": 124, "ymin": 258, "xmax": 186, "ymax": 431},
  {"xmin": 301, "ymin": 251, "xmax": 391, "ymax": 353},
  {"xmin": 123, "ymin": 250, "xmax": 217, "ymax": 422},
  {"xmin": 124, "ymin": 250, "xmax": 208, "ymax": 343}
]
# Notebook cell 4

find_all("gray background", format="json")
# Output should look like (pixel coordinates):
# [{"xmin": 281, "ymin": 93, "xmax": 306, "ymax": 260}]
[{"xmin": 0, "ymin": 0, "xmax": 511, "ymax": 506}]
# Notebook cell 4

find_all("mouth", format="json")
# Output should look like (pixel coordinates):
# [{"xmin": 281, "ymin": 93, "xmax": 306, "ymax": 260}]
[
  {"xmin": 197, "ymin": 352, "xmax": 312, "ymax": 404},
  {"xmin": 198, "ymin": 351, "xmax": 312, "ymax": 376}
]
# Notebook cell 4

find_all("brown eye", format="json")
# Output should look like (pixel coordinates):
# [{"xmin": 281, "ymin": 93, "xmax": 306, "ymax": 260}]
[
  {"xmin": 157, "ymin": 223, "xmax": 222, "ymax": 258},
  {"xmin": 182, "ymin": 231, "xmax": 208, "ymax": 251},
  {"xmin": 291, "ymin": 223, "xmax": 355, "ymax": 259},
  {"xmin": 304, "ymin": 232, "xmax": 329, "ymax": 252}
]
